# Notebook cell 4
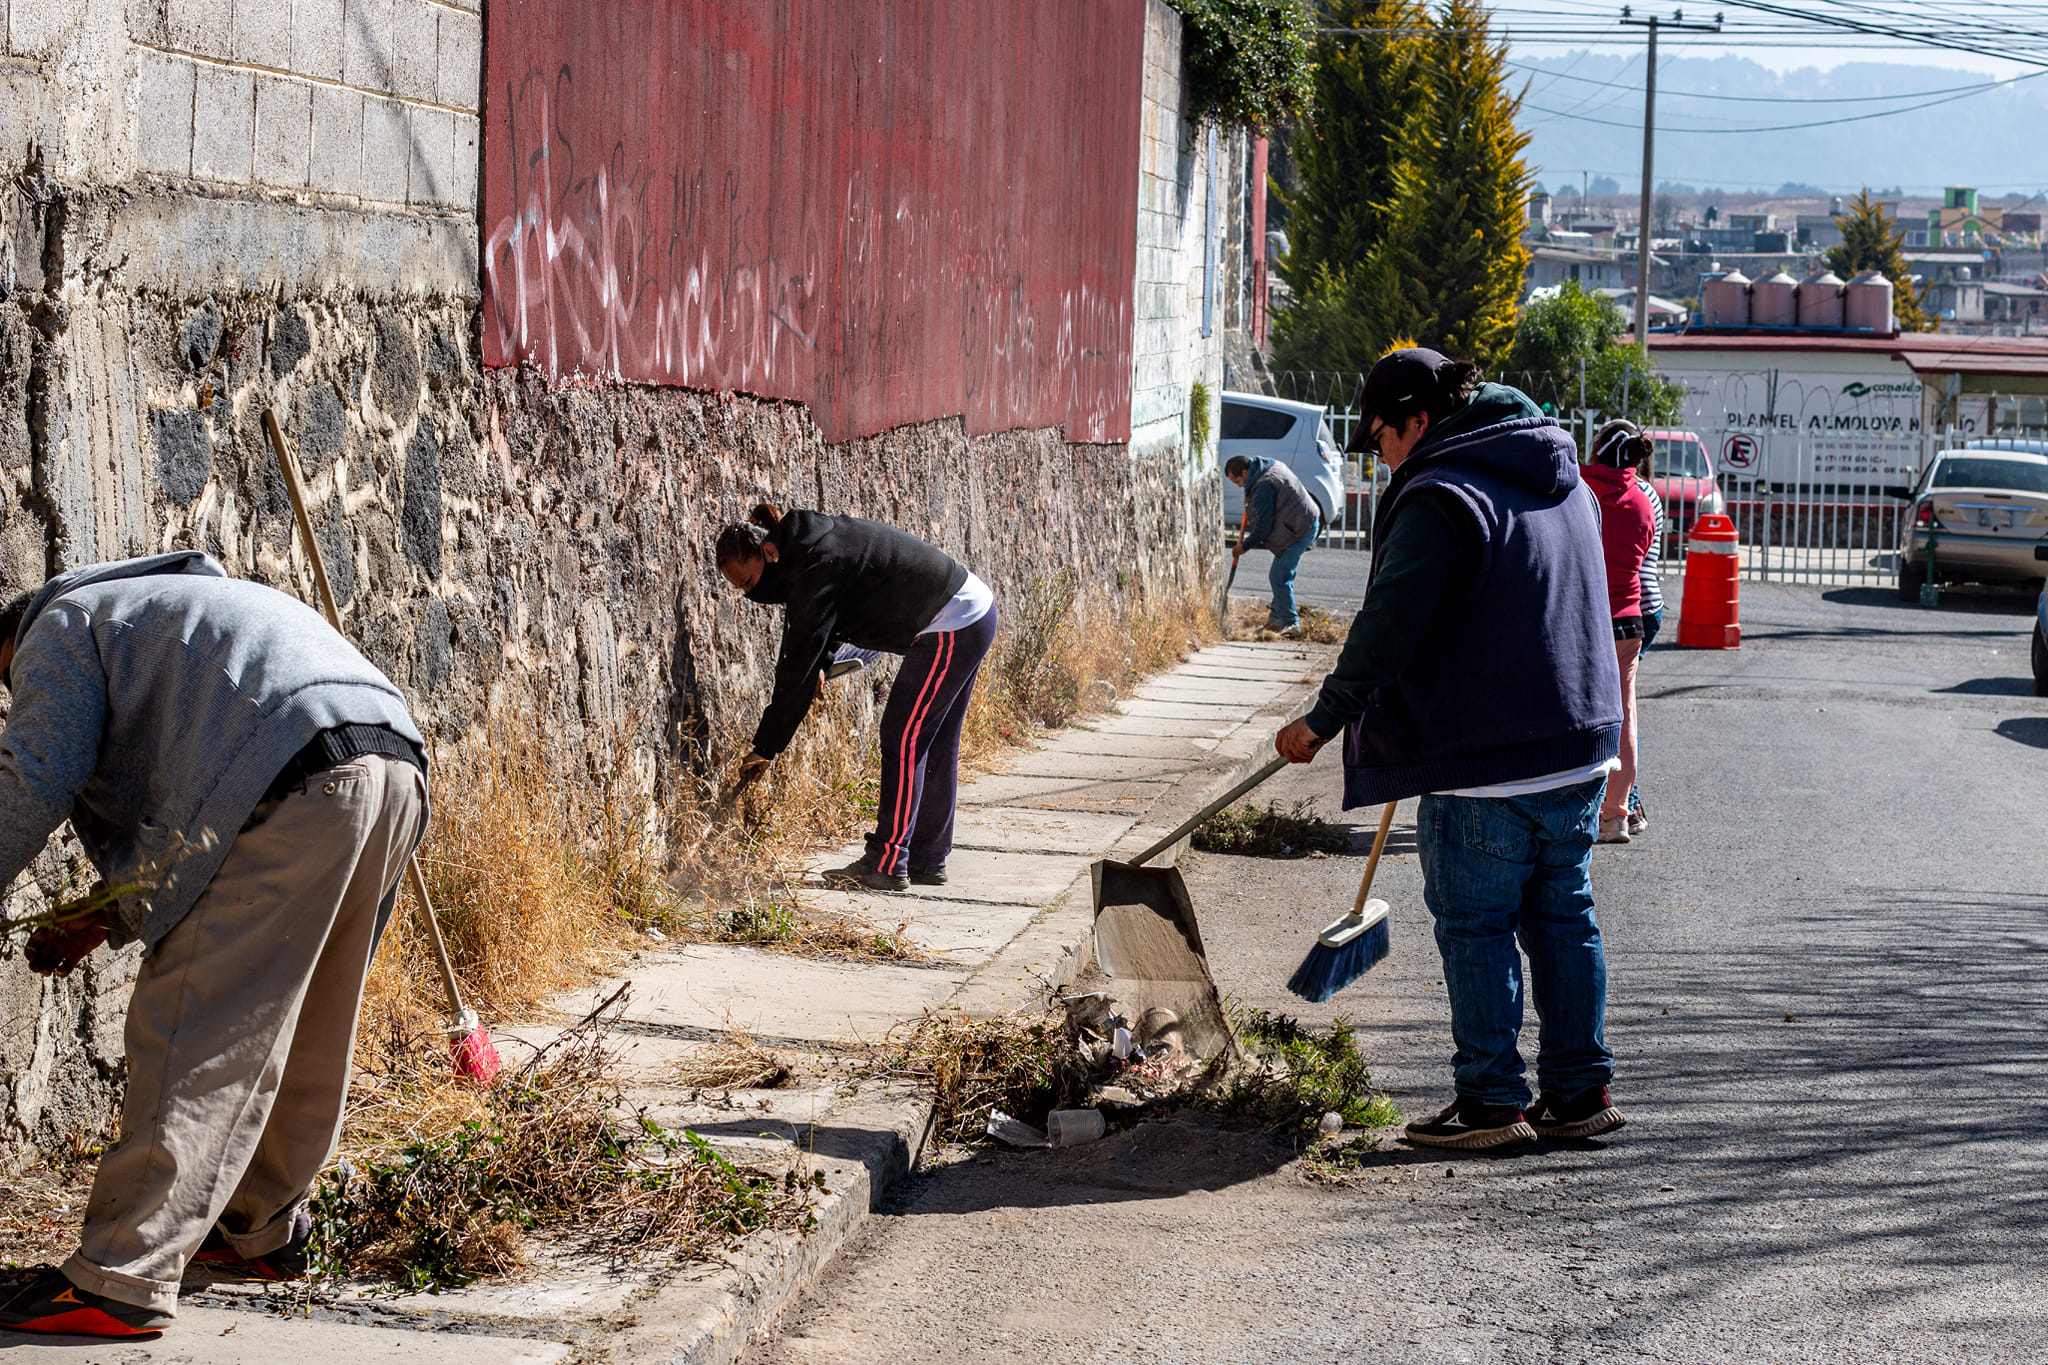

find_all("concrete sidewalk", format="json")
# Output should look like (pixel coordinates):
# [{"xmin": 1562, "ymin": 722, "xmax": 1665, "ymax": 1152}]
[{"xmin": 2, "ymin": 640, "xmax": 1331, "ymax": 1365}]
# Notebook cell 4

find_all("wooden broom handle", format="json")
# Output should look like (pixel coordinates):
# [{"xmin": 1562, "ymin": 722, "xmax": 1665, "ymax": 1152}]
[
  {"xmin": 1353, "ymin": 801, "xmax": 1398, "ymax": 913},
  {"xmin": 264, "ymin": 408, "xmax": 470, "ymax": 1024},
  {"xmin": 263, "ymin": 410, "xmax": 342, "ymax": 629}
]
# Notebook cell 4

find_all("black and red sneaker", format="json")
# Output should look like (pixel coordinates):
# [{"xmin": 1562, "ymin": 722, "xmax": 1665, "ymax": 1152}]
[
  {"xmin": 1529, "ymin": 1085, "xmax": 1627, "ymax": 1139},
  {"xmin": 1403, "ymin": 1099, "xmax": 1537, "ymax": 1151},
  {"xmin": 190, "ymin": 1209, "xmax": 313, "ymax": 1281},
  {"xmin": 0, "ymin": 1268, "xmax": 171, "ymax": 1337}
]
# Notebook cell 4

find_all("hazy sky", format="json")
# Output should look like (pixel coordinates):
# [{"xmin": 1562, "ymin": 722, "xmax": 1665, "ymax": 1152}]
[{"xmin": 1495, "ymin": 1, "xmax": 2048, "ymax": 193}]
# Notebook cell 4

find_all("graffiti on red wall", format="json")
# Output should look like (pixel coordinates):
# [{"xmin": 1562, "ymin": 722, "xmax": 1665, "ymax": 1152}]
[{"xmin": 481, "ymin": 0, "xmax": 1142, "ymax": 444}]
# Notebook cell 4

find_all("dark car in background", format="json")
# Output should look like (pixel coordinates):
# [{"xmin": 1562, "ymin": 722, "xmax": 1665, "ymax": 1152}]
[
  {"xmin": 1887, "ymin": 444, "xmax": 2048, "ymax": 601},
  {"xmin": 1645, "ymin": 429, "xmax": 1728, "ymax": 549}
]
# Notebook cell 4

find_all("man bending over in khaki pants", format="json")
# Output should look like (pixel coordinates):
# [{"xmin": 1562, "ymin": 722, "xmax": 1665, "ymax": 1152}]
[{"xmin": 0, "ymin": 551, "xmax": 428, "ymax": 1338}]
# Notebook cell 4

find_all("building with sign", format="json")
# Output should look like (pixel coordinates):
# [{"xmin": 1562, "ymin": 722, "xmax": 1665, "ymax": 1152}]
[{"xmin": 1647, "ymin": 332, "xmax": 2048, "ymax": 486}]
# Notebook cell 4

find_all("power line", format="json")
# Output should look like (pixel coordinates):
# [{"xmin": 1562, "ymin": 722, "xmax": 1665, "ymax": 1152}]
[
  {"xmin": 1507, "ymin": 57, "xmax": 2048, "ymax": 102},
  {"xmin": 1519, "ymin": 69, "xmax": 2046, "ymax": 130}
]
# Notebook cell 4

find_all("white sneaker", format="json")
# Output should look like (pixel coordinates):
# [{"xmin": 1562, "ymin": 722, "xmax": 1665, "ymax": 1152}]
[
  {"xmin": 1597, "ymin": 816, "xmax": 1631, "ymax": 844},
  {"xmin": 1626, "ymin": 810, "xmax": 1647, "ymax": 837}
]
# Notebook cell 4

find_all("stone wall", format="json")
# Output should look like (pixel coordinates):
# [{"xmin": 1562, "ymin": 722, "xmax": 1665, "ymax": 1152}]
[{"xmin": 0, "ymin": 0, "xmax": 1237, "ymax": 1167}]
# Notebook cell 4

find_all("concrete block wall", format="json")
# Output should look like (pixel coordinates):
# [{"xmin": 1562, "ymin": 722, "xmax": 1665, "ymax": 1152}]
[{"xmin": 130, "ymin": 0, "xmax": 479, "ymax": 209}]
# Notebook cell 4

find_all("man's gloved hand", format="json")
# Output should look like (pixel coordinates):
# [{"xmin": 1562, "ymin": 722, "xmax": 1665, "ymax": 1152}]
[{"xmin": 26, "ymin": 912, "xmax": 111, "ymax": 976}]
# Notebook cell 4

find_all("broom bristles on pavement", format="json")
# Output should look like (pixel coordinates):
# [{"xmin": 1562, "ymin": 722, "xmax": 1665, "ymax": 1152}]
[
  {"xmin": 449, "ymin": 1024, "xmax": 503, "ymax": 1086},
  {"xmin": 1285, "ymin": 916, "xmax": 1390, "ymax": 1004}
]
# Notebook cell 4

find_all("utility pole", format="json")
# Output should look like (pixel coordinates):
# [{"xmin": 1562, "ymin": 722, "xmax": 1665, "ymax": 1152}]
[{"xmin": 1621, "ymin": 7, "xmax": 1720, "ymax": 351}]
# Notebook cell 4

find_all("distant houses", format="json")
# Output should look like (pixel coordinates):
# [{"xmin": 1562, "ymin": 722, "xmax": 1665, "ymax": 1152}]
[{"xmin": 1521, "ymin": 184, "xmax": 2048, "ymax": 337}]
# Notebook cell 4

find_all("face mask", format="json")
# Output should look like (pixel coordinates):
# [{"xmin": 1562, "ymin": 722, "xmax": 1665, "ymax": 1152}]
[{"xmin": 744, "ymin": 559, "xmax": 788, "ymax": 605}]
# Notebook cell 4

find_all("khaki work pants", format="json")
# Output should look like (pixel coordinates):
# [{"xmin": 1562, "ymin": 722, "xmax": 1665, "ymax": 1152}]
[{"xmin": 64, "ymin": 753, "xmax": 426, "ymax": 1314}]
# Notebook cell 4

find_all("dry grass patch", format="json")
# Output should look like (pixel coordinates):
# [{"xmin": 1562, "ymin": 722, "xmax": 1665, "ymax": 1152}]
[
  {"xmin": 670, "ymin": 1026, "xmax": 795, "ymax": 1092},
  {"xmin": 966, "ymin": 575, "xmax": 1219, "ymax": 758},
  {"xmin": 1224, "ymin": 597, "xmax": 1349, "ymax": 644},
  {"xmin": 318, "ymin": 994, "xmax": 818, "ymax": 1294}
]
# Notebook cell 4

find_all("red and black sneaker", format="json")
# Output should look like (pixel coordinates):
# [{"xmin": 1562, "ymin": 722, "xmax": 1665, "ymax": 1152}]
[
  {"xmin": 1403, "ymin": 1099, "xmax": 1538, "ymax": 1151},
  {"xmin": 190, "ymin": 1209, "xmax": 313, "ymax": 1281},
  {"xmin": 1529, "ymin": 1085, "xmax": 1627, "ymax": 1139},
  {"xmin": 0, "ymin": 1268, "xmax": 171, "ymax": 1337}
]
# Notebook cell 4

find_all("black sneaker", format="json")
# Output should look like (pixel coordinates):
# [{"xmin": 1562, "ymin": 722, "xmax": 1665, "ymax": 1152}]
[
  {"xmin": 908, "ymin": 864, "xmax": 948, "ymax": 886},
  {"xmin": 821, "ymin": 859, "xmax": 909, "ymax": 892},
  {"xmin": 1403, "ymin": 1099, "xmax": 1537, "ymax": 1151},
  {"xmin": 1528, "ymin": 1085, "xmax": 1626, "ymax": 1139},
  {"xmin": 0, "ymin": 1268, "xmax": 171, "ymax": 1337},
  {"xmin": 190, "ymin": 1208, "xmax": 313, "ymax": 1281}
]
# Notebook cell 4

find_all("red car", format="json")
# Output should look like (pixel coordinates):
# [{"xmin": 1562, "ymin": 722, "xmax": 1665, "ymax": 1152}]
[{"xmin": 1645, "ymin": 429, "xmax": 1729, "ymax": 548}]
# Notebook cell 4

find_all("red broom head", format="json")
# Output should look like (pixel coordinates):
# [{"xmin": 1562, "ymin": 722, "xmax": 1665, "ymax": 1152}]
[{"xmin": 447, "ymin": 1012, "xmax": 502, "ymax": 1086}]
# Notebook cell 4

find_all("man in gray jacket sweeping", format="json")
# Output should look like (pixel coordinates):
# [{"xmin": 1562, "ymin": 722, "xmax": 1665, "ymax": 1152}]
[
  {"xmin": 1227, "ymin": 454, "xmax": 1321, "ymax": 634},
  {"xmin": 0, "ymin": 551, "xmax": 428, "ymax": 1337}
]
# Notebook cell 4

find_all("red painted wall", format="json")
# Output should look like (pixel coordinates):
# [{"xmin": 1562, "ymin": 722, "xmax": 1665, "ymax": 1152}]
[{"xmin": 481, "ymin": 0, "xmax": 1144, "ymax": 444}]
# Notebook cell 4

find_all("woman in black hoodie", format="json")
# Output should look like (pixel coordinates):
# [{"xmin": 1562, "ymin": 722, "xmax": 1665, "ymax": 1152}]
[{"xmin": 717, "ymin": 504, "xmax": 996, "ymax": 892}]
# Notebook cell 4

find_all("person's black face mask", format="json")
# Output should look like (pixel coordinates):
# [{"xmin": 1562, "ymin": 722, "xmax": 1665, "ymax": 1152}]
[{"xmin": 744, "ymin": 559, "xmax": 788, "ymax": 605}]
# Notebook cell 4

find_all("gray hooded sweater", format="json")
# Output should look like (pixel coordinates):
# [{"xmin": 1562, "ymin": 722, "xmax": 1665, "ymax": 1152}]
[{"xmin": 0, "ymin": 552, "xmax": 426, "ymax": 951}]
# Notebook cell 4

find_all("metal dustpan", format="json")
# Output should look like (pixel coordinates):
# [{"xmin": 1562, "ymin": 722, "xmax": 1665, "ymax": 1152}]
[{"xmin": 1090, "ymin": 755, "xmax": 1287, "ymax": 1061}]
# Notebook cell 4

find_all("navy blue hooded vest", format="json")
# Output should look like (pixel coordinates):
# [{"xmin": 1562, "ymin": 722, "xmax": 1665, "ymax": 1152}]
[{"xmin": 1342, "ymin": 400, "xmax": 1622, "ymax": 807}]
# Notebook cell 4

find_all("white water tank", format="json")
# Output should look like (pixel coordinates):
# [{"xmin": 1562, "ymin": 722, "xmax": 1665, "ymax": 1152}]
[
  {"xmin": 1797, "ymin": 269, "xmax": 1845, "ymax": 328},
  {"xmin": 1702, "ymin": 270, "xmax": 1751, "ymax": 327},
  {"xmin": 1844, "ymin": 269, "xmax": 1895, "ymax": 332},
  {"xmin": 1750, "ymin": 270, "xmax": 1798, "ymax": 327}
]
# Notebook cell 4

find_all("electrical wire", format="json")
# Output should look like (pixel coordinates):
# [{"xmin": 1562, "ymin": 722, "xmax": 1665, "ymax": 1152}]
[{"xmin": 1507, "ymin": 57, "xmax": 2048, "ymax": 102}]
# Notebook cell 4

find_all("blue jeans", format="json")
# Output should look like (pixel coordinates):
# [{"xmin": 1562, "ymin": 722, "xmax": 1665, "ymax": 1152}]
[
  {"xmin": 1415, "ymin": 778, "xmax": 1612, "ymax": 1107},
  {"xmin": 1266, "ymin": 526, "xmax": 1315, "ymax": 629}
]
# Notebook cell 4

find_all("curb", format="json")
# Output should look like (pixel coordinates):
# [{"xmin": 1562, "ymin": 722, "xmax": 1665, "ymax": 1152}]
[{"xmin": 610, "ymin": 648, "xmax": 1329, "ymax": 1363}]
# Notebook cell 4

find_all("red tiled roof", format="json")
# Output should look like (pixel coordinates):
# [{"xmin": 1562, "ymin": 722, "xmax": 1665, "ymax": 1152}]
[{"xmin": 1643, "ymin": 331, "xmax": 2048, "ymax": 363}]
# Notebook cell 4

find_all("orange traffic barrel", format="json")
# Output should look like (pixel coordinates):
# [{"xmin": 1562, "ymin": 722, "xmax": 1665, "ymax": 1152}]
[{"xmin": 1676, "ymin": 513, "xmax": 1740, "ymax": 649}]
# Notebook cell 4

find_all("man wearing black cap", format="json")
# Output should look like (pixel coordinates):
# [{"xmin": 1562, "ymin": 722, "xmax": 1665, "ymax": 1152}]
[{"xmin": 1274, "ymin": 348, "xmax": 1626, "ymax": 1152}]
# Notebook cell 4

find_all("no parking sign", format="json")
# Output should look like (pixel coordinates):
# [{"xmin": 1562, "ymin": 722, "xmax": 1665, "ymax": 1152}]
[{"xmin": 1721, "ymin": 433, "xmax": 1760, "ymax": 472}]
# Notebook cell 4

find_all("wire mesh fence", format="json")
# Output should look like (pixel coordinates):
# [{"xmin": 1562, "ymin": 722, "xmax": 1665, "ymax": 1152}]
[{"xmin": 1261, "ymin": 371, "xmax": 2048, "ymax": 587}]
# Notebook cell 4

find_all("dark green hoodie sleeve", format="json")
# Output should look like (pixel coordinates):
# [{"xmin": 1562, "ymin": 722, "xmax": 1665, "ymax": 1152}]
[{"xmin": 1303, "ymin": 489, "xmax": 1479, "ymax": 740}]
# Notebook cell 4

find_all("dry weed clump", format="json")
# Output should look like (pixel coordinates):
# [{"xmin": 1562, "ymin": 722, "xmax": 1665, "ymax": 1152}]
[
  {"xmin": 966, "ymin": 573, "xmax": 1219, "ymax": 756},
  {"xmin": 1224, "ymin": 596, "xmax": 1349, "ymax": 644},
  {"xmin": 871, "ymin": 1009, "xmax": 1092, "ymax": 1149},
  {"xmin": 317, "ymin": 994, "xmax": 818, "ymax": 1293},
  {"xmin": 670, "ymin": 1025, "xmax": 794, "ymax": 1091}
]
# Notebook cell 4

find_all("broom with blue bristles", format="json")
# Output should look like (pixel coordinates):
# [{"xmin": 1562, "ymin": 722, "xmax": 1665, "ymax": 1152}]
[{"xmin": 1287, "ymin": 799, "xmax": 1396, "ymax": 1002}]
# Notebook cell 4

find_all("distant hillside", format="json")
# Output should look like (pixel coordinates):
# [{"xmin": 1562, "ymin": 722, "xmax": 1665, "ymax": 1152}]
[{"xmin": 1513, "ymin": 53, "xmax": 2048, "ymax": 198}]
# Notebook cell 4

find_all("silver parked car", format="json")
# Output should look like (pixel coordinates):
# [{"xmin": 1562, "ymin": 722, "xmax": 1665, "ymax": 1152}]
[
  {"xmin": 1889, "ymin": 443, "xmax": 2048, "ymax": 602},
  {"xmin": 1217, "ymin": 392, "xmax": 1345, "ymax": 531}
]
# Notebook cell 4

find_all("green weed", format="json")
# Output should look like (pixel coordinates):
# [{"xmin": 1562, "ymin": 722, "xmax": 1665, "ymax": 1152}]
[
  {"xmin": 1208, "ymin": 1005, "xmax": 1401, "ymax": 1135},
  {"xmin": 1193, "ymin": 800, "xmax": 1352, "ymax": 857}
]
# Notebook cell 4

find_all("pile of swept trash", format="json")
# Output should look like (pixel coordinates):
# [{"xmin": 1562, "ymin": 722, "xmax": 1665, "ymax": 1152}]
[{"xmin": 984, "ymin": 990, "xmax": 1218, "ymax": 1149}]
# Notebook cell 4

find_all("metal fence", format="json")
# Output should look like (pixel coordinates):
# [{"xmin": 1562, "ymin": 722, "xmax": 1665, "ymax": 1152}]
[
  {"xmin": 1264, "ymin": 369, "xmax": 2048, "ymax": 587},
  {"xmin": 1678, "ymin": 422, "xmax": 2048, "ymax": 587}
]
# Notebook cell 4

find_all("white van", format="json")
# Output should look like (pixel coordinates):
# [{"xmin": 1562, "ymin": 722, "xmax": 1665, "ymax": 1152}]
[{"xmin": 1217, "ymin": 391, "xmax": 1345, "ymax": 532}]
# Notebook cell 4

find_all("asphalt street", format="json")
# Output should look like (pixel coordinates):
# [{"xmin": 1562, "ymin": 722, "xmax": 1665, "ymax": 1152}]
[
  {"xmin": 749, "ymin": 580, "xmax": 2048, "ymax": 1365},
  {"xmin": 1232, "ymin": 543, "xmax": 1372, "ymax": 615}
]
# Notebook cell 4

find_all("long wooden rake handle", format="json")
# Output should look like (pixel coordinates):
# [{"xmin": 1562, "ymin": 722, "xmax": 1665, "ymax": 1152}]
[{"xmin": 263, "ymin": 408, "xmax": 471, "ymax": 1027}]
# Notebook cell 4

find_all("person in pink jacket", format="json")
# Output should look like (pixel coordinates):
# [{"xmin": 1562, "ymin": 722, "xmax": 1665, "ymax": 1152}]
[{"xmin": 1582, "ymin": 420, "xmax": 1657, "ymax": 844}]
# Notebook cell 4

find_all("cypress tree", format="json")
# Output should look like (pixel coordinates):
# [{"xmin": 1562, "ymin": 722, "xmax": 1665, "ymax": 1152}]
[
  {"xmin": 1354, "ymin": 0, "xmax": 1531, "ymax": 366},
  {"xmin": 1271, "ymin": 2, "xmax": 1426, "ymax": 373},
  {"xmin": 1826, "ymin": 188, "xmax": 1934, "ymax": 332},
  {"xmin": 1276, "ymin": 1, "xmax": 1426, "ymax": 299}
]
